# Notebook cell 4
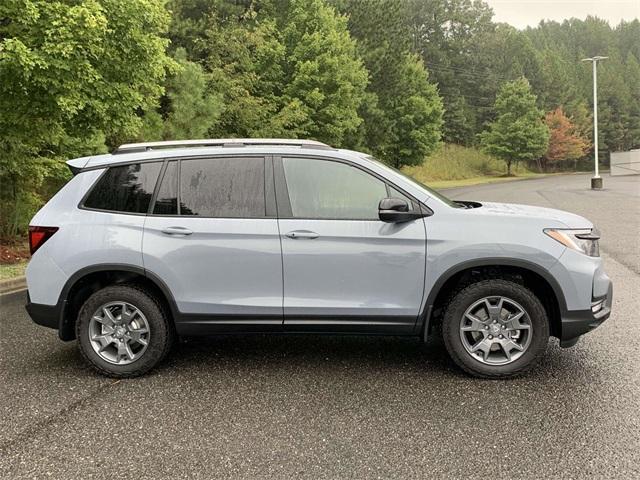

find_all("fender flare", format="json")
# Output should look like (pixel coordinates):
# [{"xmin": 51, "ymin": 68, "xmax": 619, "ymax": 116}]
[
  {"xmin": 57, "ymin": 263, "xmax": 179, "ymax": 340},
  {"xmin": 420, "ymin": 257, "xmax": 568, "ymax": 339}
]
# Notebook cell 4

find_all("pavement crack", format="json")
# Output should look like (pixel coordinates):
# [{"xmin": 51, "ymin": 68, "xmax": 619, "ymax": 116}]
[{"xmin": 0, "ymin": 380, "xmax": 121, "ymax": 454}]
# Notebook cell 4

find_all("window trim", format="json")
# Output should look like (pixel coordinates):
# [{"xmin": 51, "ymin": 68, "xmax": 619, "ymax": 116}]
[
  {"xmin": 79, "ymin": 160, "xmax": 165, "ymax": 216},
  {"xmin": 274, "ymin": 155, "xmax": 429, "ymax": 222}
]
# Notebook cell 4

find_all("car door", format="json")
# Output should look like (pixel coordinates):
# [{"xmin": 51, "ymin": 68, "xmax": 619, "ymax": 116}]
[
  {"xmin": 142, "ymin": 155, "xmax": 283, "ymax": 331},
  {"xmin": 276, "ymin": 156, "xmax": 427, "ymax": 333}
]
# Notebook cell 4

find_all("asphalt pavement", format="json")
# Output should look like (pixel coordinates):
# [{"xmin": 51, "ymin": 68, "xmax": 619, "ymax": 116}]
[{"xmin": 1, "ymin": 173, "xmax": 639, "ymax": 479}]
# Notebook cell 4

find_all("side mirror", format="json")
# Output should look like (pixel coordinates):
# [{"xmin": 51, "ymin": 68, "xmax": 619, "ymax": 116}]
[{"xmin": 378, "ymin": 197, "xmax": 422, "ymax": 223}]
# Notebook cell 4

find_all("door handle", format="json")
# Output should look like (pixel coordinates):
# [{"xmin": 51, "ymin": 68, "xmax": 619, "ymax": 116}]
[
  {"xmin": 161, "ymin": 226, "xmax": 193, "ymax": 236},
  {"xmin": 285, "ymin": 230, "xmax": 319, "ymax": 239}
]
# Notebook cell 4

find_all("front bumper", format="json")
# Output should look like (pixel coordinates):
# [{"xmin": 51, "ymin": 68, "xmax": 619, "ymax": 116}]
[{"xmin": 559, "ymin": 282, "xmax": 613, "ymax": 347}]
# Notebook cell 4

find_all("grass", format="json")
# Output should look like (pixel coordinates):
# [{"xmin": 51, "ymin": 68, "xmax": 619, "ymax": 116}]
[
  {"xmin": 427, "ymin": 172, "xmax": 547, "ymax": 189},
  {"xmin": 402, "ymin": 144, "xmax": 538, "ymax": 189},
  {"xmin": 0, "ymin": 260, "xmax": 28, "ymax": 281}
]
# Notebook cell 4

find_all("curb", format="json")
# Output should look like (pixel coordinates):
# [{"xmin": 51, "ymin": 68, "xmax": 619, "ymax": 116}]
[{"xmin": 0, "ymin": 276, "xmax": 27, "ymax": 295}]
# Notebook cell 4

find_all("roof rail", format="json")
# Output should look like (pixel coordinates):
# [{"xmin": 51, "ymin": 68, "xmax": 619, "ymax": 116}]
[{"xmin": 114, "ymin": 138, "xmax": 333, "ymax": 154}]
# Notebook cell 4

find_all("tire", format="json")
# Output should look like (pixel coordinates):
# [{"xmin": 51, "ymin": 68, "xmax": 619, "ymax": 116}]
[
  {"xmin": 76, "ymin": 284, "xmax": 174, "ymax": 378},
  {"xmin": 442, "ymin": 279, "xmax": 549, "ymax": 379}
]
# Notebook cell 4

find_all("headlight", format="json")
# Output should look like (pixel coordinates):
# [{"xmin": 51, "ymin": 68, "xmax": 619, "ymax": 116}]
[{"xmin": 544, "ymin": 228, "xmax": 600, "ymax": 257}]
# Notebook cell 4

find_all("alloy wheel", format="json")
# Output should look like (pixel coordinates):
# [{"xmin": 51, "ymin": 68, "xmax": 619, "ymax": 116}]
[
  {"xmin": 88, "ymin": 301, "xmax": 150, "ymax": 365},
  {"xmin": 459, "ymin": 296, "xmax": 533, "ymax": 365}
]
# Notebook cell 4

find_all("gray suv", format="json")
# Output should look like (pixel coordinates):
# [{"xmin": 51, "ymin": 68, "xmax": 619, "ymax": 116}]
[{"xmin": 25, "ymin": 139, "xmax": 612, "ymax": 378}]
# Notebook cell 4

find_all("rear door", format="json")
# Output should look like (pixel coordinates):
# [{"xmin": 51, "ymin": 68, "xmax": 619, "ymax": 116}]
[
  {"xmin": 276, "ymin": 156, "xmax": 427, "ymax": 333},
  {"xmin": 142, "ymin": 156, "xmax": 283, "ymax": 330}
]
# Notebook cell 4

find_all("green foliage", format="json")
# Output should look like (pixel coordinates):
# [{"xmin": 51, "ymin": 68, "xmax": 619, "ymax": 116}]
[
  {"xmin": 1, "ymin": 0, "xmax": 639, "ymax": 241},
  {"xmin": 404, "ymin": 0, "xmax": 495, "ymax": 145},
  {"xmin": 0, "ymin": 0, "xmax": 173, "ymax": 237},
  {"xmin": 402, "ymin": 144, "xmax": 531, "ymax": 184},
  {"xmin": 333, "ymin": 0, "xmax": 443, "ymax": 166},
  {"xmin": 279, "ymin": 0, "xmax": 368, "ymax": 144},
  {"xmin": 382, "ymin": 54, "xmax": 443, "ymax": 167},
  {"xmin": 479, "ymin": 79, "xmax": 550, "ymax": 175},
  {"xmin": 344, "ymin": 4, "xmax": 640, "ymax": 154},
  {"xmin": 524, "ymin": 17, "xmax": 640, "ymax": 152},
  {"xmin": 142, "ymin": 48, "xmax": 223, "ymax": 140},
  {"xmin": 169, "ymin": 0, "xmax": 368, "ymax": 144}
]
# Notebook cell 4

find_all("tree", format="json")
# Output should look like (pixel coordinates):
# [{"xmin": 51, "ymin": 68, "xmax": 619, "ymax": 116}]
[
  {"xmin": 525, "ymin": 16, "xmax": 640, "ymax": 154},
  {"xmin": 542, "ymin": 107, "xmax": 590, "ymax": 171},
  {"xmin": 278, "ymin": 0, "xmax": 368, "ymax": 145},
  {"xmin": 479, "ymin": 78, "xmax": 549, "ymax": 175},
  {"xmin": 0, "ymin": 0, "xmax": 173, "ymax": 237},
  {"xmin": 332, "ymin": 0, "xmax": 443, "ymax": 165},
  {"xmin": 405, "ymin": 0, "xmax": 495, "ymax": 144},
  {"xmin": 170, "ymin": 0, "xmax": 368, "ymax": 145},
  {"xmin": 468, "ymin": 25, "xmax": 545, "ymax": 135},
  {"xmin": 381, "ymin": 54, "xmax": 443, "ymax": 167},
  {"xmin": 622, "ymin": 53, "xmax": 640, "ymax": 150},
  {"xmin": 142, "ymin": 48, "xmax": 223, "ymax": 140}
]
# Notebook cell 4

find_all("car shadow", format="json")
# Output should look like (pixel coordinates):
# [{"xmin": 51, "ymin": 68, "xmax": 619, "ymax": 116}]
[
  {"xmin": 157, "ymin": 333, "xmax": 458, "ymax": 376},
  {"xmin": 147, "ymin": 334, "xmax": 605, "ymax": 386}
]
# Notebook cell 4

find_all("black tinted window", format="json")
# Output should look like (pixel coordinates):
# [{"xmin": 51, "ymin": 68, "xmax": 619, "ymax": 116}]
[
  {"xmin": 84, "ymin": 162, "xmax": 162, "ymax": 213},
  {"xmin": 153, "ymin": 161, "xmax": 178, "ymax": 215},
  {"xmin": 180, "ymin": 157, "xmax": 265, "ymax": 217}
]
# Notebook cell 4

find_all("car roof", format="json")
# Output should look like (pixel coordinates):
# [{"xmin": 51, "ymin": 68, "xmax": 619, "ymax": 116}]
[{"xmin": 67, "ymin": 145, "xmax": 366, "ymax": 170}]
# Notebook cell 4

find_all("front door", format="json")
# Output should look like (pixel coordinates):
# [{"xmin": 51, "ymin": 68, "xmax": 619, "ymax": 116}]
[
  {"xmin": 142, "ymin": 156, "xmax": 283, "ymax": 331},
  {"xmin": 276, "ymin": 156, "xmax": 426, "ymax": 333}
]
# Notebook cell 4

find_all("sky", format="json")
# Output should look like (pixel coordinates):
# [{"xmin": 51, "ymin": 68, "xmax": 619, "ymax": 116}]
[{"xmin": 483, "ymin": 0, "xmax": 640, "ymax": 29}]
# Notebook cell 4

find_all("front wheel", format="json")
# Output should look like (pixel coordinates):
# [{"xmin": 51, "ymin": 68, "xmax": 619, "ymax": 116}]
[{"xmin": 442, "ymin": 279, "xmax": 549, "ymax": 378}]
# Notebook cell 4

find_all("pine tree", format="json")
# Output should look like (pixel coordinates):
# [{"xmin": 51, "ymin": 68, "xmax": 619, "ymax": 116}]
[
  {"xmin": 169, "ymin": 0, "xmax": 368, "ymax": 145},
  {"xmin": 333, "ymin": 0, "xmax": 443, "ymax": 166},
  {"xmin": 479, "ymin": 79, "xmax": 550, "ymax": 175},
  {"xmin": 280, "ymin": 0, "xmax": 369, "ymax": 145},
  {"xmin": 142, "ymin": 48, "xmax": 223, "ymax": 140},
  {"xmin": 383, "ymin": 54, "xmax": 443, "ymax": 167}
]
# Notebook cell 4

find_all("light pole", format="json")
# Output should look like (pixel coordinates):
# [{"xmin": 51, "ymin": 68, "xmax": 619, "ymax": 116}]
[{"xmin": 581, "ymin": 56, "xmax": 608, "ymax": 189}]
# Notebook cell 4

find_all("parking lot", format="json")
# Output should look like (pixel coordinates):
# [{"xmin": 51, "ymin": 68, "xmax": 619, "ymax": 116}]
[{"xmin": 1, "ymin": 173, "xmax": 639, "ymax": 479}]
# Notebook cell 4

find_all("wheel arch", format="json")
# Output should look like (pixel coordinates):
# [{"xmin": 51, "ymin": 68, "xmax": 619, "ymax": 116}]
[
  {"xmin": 421, "ymin": 258, "xmax": 566, "ymax": 341},
  {"xmin": 58, "ymin": 264, "xmax": 178, "ymax": 341}
]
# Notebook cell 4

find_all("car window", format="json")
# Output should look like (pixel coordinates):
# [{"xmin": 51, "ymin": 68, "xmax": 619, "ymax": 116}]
[
  {"xmin": 153, "ymin": 161, "xmax": 178, "ymax": 215},
  {"xmin": 84, "ymin": 162, "xmax": 162, "ymax": 214},
  {"xmin": 282, "ymin": 157, "xmax": 388, "ymax": 220},
  {"xmin": 180, "ymin": 157, "xmax": 265, "ymax": 217}
]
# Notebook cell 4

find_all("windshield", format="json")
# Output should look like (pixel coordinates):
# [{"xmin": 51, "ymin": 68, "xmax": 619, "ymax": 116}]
[{"xmin": 364, "ymin": 155, "xmax": 463, "ymax": 208}]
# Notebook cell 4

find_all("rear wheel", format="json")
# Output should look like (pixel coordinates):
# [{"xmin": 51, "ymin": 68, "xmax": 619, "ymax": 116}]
[
  {"xmin": 76, "ymin": 285, "xmax": 173, "ymax": 378},
  {"xmin": 442, "ymin": 279, "xmax": 549, "ymax": 378}
]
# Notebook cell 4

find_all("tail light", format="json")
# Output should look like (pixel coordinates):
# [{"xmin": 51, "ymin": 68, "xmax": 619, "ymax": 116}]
[{"xmin": 28, "ymin": 226, "xmax": 59, "ymax": 255}]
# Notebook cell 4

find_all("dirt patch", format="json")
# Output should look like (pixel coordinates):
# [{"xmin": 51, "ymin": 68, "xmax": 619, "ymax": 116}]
[{"xmin": 0, "ymin": 242, "xmax": 30, "ymax": 264}]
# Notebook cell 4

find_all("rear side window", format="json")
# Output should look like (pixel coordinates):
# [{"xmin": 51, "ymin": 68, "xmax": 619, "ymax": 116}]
[
  {"xmin": 83, "ymin": 162, "xmax": 162, "ymax": 214},
  {"xmin": 179, "ymin": 157, "xmax": 265, "ymax": 217}
]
